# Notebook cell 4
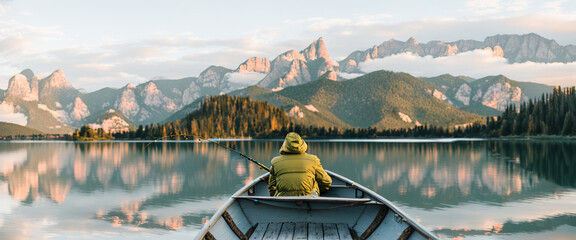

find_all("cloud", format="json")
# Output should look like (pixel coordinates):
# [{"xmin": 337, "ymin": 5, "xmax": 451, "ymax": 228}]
[
  {"xmin": 2, "ymin": 4, "xmax": 575, "ymax": 93},
  {"xmin": 465, "ymin": 0, "xmax": 502, "ymax": 16},
  {"xmin": 76, "ymin": 72, "xmax": 147, "ymax": 91},
  {"xmin": 339, "ymin": 73, "xmax": 364, "ymax": 79},
  {"xmin": 0, "ymin": 37, "xmax": 30, "ymax": 55},
  {"xmin": 293, "ymin": 13, "xmax": 576, "ymax": 61},
  {"xmin": 358, "ymin": 49, "xmax": 576, "ymax": 87},
  {"xmin": 225, "ymin": 72, "xmax": 266, "ymax": 85},
  {"xmin": 73, "ymin": 63, "xmax": 114, "ymax": 71},
  {"xmin": 0, "ymin": 102, "xmax": 28, "ymax": 126},
  {"xmin": 0, "ymin": 35, "xmax": 288, "ymax": 92}
]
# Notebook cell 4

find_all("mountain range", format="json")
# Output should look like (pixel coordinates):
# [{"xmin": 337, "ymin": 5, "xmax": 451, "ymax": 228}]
[
  {"xmin": 339, "ymin": 33, "xmax": 576, "ymax": 73},
  {"xmin": 0, "ymin": 33, "xmax": 563, "ymax": 134}
]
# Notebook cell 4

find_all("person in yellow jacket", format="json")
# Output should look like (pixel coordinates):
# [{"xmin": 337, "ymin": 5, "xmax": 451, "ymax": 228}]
[{"xmin": 268, "ymin": 132, "xmax": 332, "ymax": 196}]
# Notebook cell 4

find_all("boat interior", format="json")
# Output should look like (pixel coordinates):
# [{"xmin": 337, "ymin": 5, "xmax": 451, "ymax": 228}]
[{"xmin": 200, "ymin": 171, "xmax": 436, "ymax": 240}]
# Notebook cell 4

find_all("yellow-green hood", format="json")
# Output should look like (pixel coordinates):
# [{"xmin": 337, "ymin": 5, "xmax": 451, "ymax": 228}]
[{"xmin": 279, "ymin": 132, "xmax": 308, "ymax": 154}]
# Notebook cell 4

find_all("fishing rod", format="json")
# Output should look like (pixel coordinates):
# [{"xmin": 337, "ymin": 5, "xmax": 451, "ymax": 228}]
[{"xmin": 143, "ymin": 134, "xmax": 270, "ymax": 172}]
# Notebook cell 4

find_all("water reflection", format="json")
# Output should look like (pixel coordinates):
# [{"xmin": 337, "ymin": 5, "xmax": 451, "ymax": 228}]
[
  {"xmin": 489, "ymin": 140, "xmax": 576, "ymax": 188},
  {"xmin": 0, "ymin": 140, "xmax": 574, "ymax": 239},
  {"xmin": 309, "ymin": 141, "xmax": 562, "ymax": 209},
  {"xmin": 0, "ymin": 141, "xmax": 271, "ymax": 236}
]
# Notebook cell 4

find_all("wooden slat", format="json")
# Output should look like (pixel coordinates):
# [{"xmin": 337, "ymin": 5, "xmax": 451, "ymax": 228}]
[
  {"xmin": 246, "ymin": 224, "xmax": 258, "ymax": 239},
  {"xmin": 293, "ymin": 222, "xmax": 308, "ymax": 240},
  {"xmin": 262, "ymin": 223, "xmax": 282, "ymax": 240},
  {"xmin": 323, "ymin": 223, "xmax": 339, "ymax": 240},
  {"xmin": 249, "ymin": 223, "xmax": 268, "ymax": 240},
  {"xmin": 222, "ymin": 211, "xmax": 248, "ymax": 240},
  {"xmin": 308, "ymin": 223, "xmax": 324, "ymax": 239},
  {"xmin": 277, "ymin": 223, "xmax": 295, "ymax": 240},
  {"xmin": 360, "ymin": 205, "xmax": 389, "ymax": 239},
  {"xmin": 397, "ymin": 226, "xmax": 415, "ymax": 240},
  {"xmin": 336, "ymin": 223, "xmax": 353, "ymax": 240},
  {"xmin": 203, "ymin": 231, "xmax": 216, "ymax": 240}
]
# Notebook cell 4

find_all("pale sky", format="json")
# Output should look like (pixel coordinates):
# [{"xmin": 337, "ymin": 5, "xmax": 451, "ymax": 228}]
[{"xmin": 1, "ymin": 0, "xmax": 575, "ymax": 91}]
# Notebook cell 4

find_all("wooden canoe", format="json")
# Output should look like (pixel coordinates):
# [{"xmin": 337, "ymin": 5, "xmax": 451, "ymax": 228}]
[{"xmin": 194, "ymin": 170, "xmax": 439, "ymax": 240}]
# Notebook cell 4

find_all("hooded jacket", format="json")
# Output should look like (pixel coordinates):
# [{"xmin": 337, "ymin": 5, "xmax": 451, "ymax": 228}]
[{"xmin": 268, "ymin": 132, "xmax": 332, "ymax": 196}]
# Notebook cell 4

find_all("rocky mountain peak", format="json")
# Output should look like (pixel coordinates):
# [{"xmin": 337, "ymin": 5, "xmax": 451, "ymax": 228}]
[
  {"xmin": 20, "ymin": 69, "xmax": 35, "ymax": 80},
  {"xmin": 256, "ymin": 38, "xmax": 340, "ymax": 90},
  {"xmin": 407, "ymin": 37, "xmax": 419, "ymax": 45},
  {"xmin": 7, "ymin": 74, "xmax": 32, "ymax": 101},
  {"xmin": 236, "ymin": 57, "xmax": 271, "ymax": 73},
  {"xmin": 143, "ymin": 81, "xmax": 158, "ymax": 93},
  {"xmin": 39, "ymin": 69, "xmax": 72, "ymax": 98},
  {"xmin": 6, "ymin": 70, "xmax": 39, "ymax": 102},
  {"xmin": 278, "ymin": 49, "xmax": 306, "ymax": 62},
  {"xmin": 198, "ymin": 66, "xmax": 233, "ymax": 87},
  {"xmin": 302, "ymin": 37, "xmax": 331, "ymax": 61},
  {"xmin": 483, "ymin": 33, "xmax": 569, "ymax": 62}
]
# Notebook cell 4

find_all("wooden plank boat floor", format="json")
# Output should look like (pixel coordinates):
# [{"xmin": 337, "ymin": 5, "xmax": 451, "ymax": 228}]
[{"xmin": 250, "ymin": 222, "xmax": 352, "ymax": 240}]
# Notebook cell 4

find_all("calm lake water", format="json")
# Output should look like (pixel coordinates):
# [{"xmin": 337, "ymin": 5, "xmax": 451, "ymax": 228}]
[{"xmin": 0, "ymin": 139, "xmax": 575, "ymax": 239}]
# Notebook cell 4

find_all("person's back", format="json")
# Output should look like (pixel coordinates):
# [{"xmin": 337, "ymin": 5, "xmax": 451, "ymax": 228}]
[{"xmin": 268, "ymin": 132, "xmax": 331, "ymax": 196}]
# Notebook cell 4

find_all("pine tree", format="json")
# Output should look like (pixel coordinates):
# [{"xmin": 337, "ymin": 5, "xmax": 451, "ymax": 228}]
[{"xmin": 561, "ymin": 112, "xmax": 575, "ymax": 136}]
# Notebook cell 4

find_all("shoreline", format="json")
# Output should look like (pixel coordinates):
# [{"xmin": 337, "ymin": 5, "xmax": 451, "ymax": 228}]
[{"xmin": 3, "ymin": 136, "xmax": 576, "ymax": 143}]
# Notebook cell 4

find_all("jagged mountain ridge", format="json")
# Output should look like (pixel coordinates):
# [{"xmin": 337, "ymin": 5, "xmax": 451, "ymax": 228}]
[
  {"xmin": 1, "ymin": 33, "xmax": 564, "ymax": 134},
  {"xmin": 0, "ymin": 70, "xmax": 199, "ymax": 133},
  {"xmin": 2, "ymin": 69, "xmax": 81, "ymax": 133},
  {"xmin": 256, "ymin": 37, "xmax": 339, "ymax": 90},
  {"xmin": 340, "ymin": 33, "xmax": 576, "ymax": 73}
]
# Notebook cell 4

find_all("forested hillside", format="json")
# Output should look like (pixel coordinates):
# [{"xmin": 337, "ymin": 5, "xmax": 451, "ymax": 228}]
[
  {"xmin": 0, "ymin": 122, "xmax": 44, "ymax": 137},
  {"xmin": 100, "ymin": 86, "xmax": 576, "ymax": 140},
  {"xmin": 231, "ymin": 70, "xmax": 484, "ymax": 129},
  {"xmin": 113, "ymin": 95, "xmax": 291, "ymax": 139},
  {"xmin": 486, "ymin": 86, "xmax": 576, "ymax": 136}
]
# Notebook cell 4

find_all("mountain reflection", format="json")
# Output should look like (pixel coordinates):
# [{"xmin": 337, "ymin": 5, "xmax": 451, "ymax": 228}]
[
  {"xmin": 0, "ymin": 139, "xmax": 574, "ymax": 233},
  {"xmin": 488, "ymin": 140, "xmax": 576, "ymax": 188},
  {"xmin": 0, "ymin": 141, "xmax": 270, "ymax": 230},
  {"xmin": 307, "ymin": 141, "xmax": 571, "ymax": 208}
]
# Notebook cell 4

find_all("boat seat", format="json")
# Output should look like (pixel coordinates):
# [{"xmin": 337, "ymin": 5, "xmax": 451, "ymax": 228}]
[{"xmin": 234, "ymin": 195, "xmax": 372, "ymax": 204}]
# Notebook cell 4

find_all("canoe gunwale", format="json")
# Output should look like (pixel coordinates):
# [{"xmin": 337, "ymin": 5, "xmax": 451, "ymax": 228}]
[
  {"xmin": 325, "ymin": 170, "xmax": 439, "ymax": 240},
  {"xmin": 194, "ymin": 170, "xmax": 439, "ymax": 240},
  {"xmin": 194, "ymin": 174, "xmax": 268, "ymax": 240}
]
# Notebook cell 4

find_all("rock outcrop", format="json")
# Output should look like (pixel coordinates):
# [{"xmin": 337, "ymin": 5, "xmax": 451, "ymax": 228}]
[
  {"xmin": 115, "ymin": 84, "xmax": 140, "ymax": 119},
  {"xmin": 1, "ymin": 69, "xmax": 83, "ymax": 133},
  {"xmin": 39, "ymin": 69, "xmax": 73, "ymax": 100},
  {"xmin": 6, "ymin": 72, "xmax": 37, "ymax": 101},
  {"xmin": 424, "ymin": 74, "xmax": 553, "ymax": 114},
  {"xmin": 236, "ymin": 57, "xmax": 271, "ymax": 73},
  {"xmin": 70, "ymin": 97, "xmax": 90, "ymax": 121}
]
